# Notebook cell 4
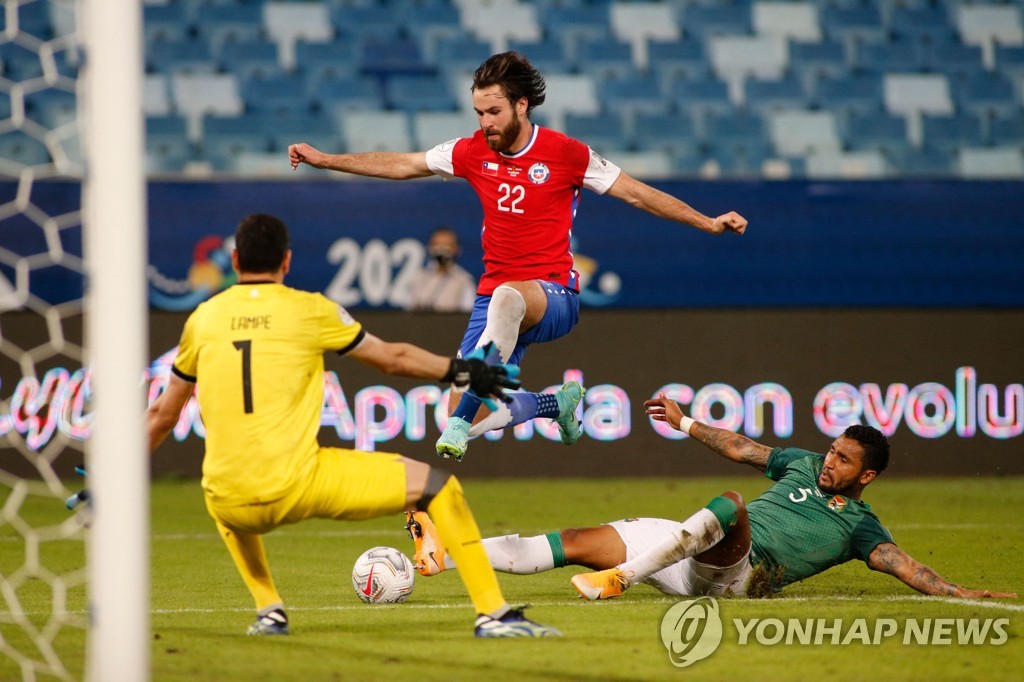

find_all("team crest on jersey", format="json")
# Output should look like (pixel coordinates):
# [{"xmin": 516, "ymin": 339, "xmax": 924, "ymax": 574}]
[
  {"xmin": 827, "ymin": 495, "xmax": 847, "ymax": 512},
  {"xmin": 528, "ymin": 162, "xmax": 550, "ymax": 184}
]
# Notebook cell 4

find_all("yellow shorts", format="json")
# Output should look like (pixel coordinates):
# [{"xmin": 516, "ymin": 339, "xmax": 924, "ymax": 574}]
[{"xmin": 205, "ymin": 447, "xmax": 408, "ymax": 535}]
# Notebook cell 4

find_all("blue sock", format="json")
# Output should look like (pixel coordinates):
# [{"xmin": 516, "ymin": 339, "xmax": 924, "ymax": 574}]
[
  {"xmin": 452, "ymin": 392, "xmax": 482, "ymax": 422},
  {"xmin": 507, "ymin": 392, "xmax": 559, "ymax": 427}
]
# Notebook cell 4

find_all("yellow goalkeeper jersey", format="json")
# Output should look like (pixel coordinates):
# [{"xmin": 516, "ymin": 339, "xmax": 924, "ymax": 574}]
[{"xmin": 172, "ymin": 282, "xmax": 364, "ymax": 505}]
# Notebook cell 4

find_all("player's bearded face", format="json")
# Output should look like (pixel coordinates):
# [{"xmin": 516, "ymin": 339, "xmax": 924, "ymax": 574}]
[
  {"xmin": 818, "ymin": 436, "xmax": 868, "ymax": 495},
  {"xmin": 483, "ymin": 112, "xmax": 520, "ymax": 152}
]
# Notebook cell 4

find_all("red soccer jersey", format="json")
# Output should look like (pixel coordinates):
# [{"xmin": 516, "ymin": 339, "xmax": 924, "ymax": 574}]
[{"xmin": 426, "ymin": 125, "xmax": 620, "ymax": 295}]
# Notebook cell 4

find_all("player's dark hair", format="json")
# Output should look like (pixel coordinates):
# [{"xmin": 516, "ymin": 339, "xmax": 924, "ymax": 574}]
[
  {"xmin": 235, "ymin": 214, "xmax": 290, "ymax": 274},
  {"xmin": 472, "ymin": 52, "xmax": 546, "ymax": 115},
  {"xmin": 843, "ymin": 424, "xmax": 890, "ymax": 474}
]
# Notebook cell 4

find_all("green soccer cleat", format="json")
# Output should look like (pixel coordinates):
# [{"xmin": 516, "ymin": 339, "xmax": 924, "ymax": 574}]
[
  {"xmin": 436, "ymin": 416, "xmax": 472, "ymax": 461},
  {"xmin": 554, "ymin": 381, "xmax": 586, "ymax": 445},
  {"xmin": 474, "ymin": 606, "xmax": 562, "ymax": 638}
]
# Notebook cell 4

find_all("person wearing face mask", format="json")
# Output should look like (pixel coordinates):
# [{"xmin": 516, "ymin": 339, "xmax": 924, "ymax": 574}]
[{"xmin": 405, "ymin": 226, "xmax": 477, "ymax": 313}]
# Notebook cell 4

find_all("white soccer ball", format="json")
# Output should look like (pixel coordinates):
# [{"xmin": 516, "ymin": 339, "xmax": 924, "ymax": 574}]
[{"xmin": 351, "ymin": 546, "xmax": 415, "ymax": 604}]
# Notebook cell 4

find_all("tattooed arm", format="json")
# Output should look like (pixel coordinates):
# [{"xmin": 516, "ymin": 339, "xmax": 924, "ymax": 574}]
[
  {"xmin": 867, "ymin": 542, "xmax": 1017, "ymax": 598},
  {"xmin": 644, "ymin": 393, "xmax": 772, "ymax": 472}
]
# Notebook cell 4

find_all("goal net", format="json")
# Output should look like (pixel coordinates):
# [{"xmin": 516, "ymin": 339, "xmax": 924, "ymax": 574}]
[{"xmin": 0, "ymin": 1, "xmax": 147, "ymax": 680}]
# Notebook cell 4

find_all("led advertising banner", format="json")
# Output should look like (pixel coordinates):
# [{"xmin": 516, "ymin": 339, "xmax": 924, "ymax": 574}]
[{"xmin": 3, "ymin": 309, "xmax": 1020, "ymax": 478}]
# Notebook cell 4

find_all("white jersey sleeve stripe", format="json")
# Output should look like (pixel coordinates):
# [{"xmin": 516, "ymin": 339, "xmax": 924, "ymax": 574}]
[{"xmin": 425, "ymin": 138, "xmax": 459, "ymax": 179}]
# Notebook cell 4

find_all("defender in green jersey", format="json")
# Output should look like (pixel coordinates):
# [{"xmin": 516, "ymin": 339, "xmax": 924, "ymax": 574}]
[{"xmin": 405, "ymin": 393, "xmax": 1015, "ymax": 601}]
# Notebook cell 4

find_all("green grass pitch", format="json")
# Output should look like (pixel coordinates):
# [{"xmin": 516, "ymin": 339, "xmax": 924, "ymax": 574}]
[{"xmin": 2, "ymin": 476, "xmax": 1022, "ymax": 681}]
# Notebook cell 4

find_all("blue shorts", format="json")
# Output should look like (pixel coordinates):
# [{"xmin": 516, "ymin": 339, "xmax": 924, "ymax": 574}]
[{"xmin": 459, "ymin": 281, "xmax": 580, "ymax": 367}]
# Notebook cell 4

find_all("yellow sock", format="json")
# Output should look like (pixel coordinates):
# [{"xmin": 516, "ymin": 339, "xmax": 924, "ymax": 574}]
[
  {"xmin": 426, "ymin": 476, "xmax": 507, "ymax": 615},
  {"xmin": 214, "ymin": 518, "xmax": 283, "ymax": 611}
]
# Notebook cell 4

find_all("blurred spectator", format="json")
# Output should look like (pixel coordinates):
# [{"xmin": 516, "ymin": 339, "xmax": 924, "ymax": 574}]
[{"xmin": 405, "ymin": 227, "xmax": 476, "ymax": 313}]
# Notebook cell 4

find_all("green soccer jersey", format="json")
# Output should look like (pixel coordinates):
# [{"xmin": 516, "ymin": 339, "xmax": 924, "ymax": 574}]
[{"xmin": 747, "ymin": 447, "xmax": 893, "ymax": 590}]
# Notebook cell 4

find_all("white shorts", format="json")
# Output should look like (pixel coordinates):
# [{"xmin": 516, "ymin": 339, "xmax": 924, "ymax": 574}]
[{"xmin": 606, "ymin": 518, "xmax": 751, "ymax": 596}]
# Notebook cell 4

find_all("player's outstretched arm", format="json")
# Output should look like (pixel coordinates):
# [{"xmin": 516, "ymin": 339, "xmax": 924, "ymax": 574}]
[
  {"xmin": 348, "ymin": 333, "xmax": 519, "ymax": 402},
  {"xmin": 146, "ymin": 372, "xmax": 194, "ymax": 452},
  {"xmin": 644, "ymin": 393, "xmax": 770, "ymax": 471},
  {"xmin": 604, "ymin": 172, "xmax": 747, "ymax": 236},
  {"xmin": 288, "ymin": 143, "xmax": 433, "ymax": 179},
  {"xmin": 867, "ymin": 542, "xmax": 1017, "ymax": 598}
]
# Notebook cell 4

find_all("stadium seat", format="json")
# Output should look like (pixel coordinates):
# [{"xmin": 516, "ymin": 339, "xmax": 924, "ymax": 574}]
[
  {"xmin": 575, "ymin": 38, "xmax": 635, "ymax": 82},
  {"xmin": 540, "ymin": 4, "xmax": 611, "ymax": 63},
  {"xmin": 263, "ymin": 2, "xmax": 333, "ymax": 70},
  {"xmin": 814, "ymin": 71, "xmax": 884, "ymax": 116},
  {"xmin": 889, "ymin": 147, "xmax": 954, "ymax": 177},
  {"xmin": 146, "ymin": 115, "xmax": 194, "ymax": 175},
  {"xmin": 884, "ymin": 73, "xmax": 953, "ymax": 118},
  {"xmin": 201, "ymin": 114, "xmax": 274, "ymax": 165},
  {"xmin": 461, "ymin": 3, "xmax": 541, "ymax": 54},
  {"xmin": 602, "ymin": 73, "xmax": 672, "ymax": 128},
  {"xmin": 401, "ymin": 3, "xmax": 463, "ymax": 62},
  {"xmin": 267, "ymin": 111, "xmax": 340, "ymax": 155},
  {"xmin": 296, "ymin": 40, "xmax": 359, "ymax": 92},
  {"xmin": 805, "ymin": 149, "xmax": 888, "ymax": 179},
  {"xmin": 146, "ymin": 38, "xmax": 216, "ymax": 75},
  {"xmin": 359, "ymin": 38, "xmax": 433, "ymax": 77},
  {"xmin": 788, "ymin": 39, "xmax": 848, "ymax": 89},
  {"xmin": 842, "ymin": 111, "xmax": 911, "ymax": 157},
  {"xmin": 171, "ymin": 72, "xmax": 244, "ymax": 141},
  {"xmin": 315, "ymin": 76, "xmax": 384, "ymax": 116},
  {"xmin": 919, "ymin": 39, "xmax": 985, "ymax": 80},
  {"xmin": 958, "ymin": 147, "xmax": 1024, "ymax": 179},
  {"xmin": 564, "ymin": 113, "xmax": 629, "ymax": 155},
  {"xmin": 24, "ymin": 89, "xmax": 76, "ymax": 129},
  {"xmin": 332, "ymin": 5, "xmax": 402, "ymax": 42},
  {"xmin": 994, "ymin": 45, "xmax": 1024, "ymax": 82},
  {"xmin": 533, "ymin": 73, "xmax": 600, "ymax": 133},
  {"xmin": 703, "ymin": 110, "xmax": 771, "ymax": 159},
  {"xmin": 143, "ymin": 2, "xmax": 192, "ymax": 44},
  {"xmin": 633, "ymin": 112, "xmax": 699, "ymax": 158},
  {"xmin": 241, "ymin": 73, "xmax": 315, "ymax": 116},
  {"xmin": 384, "ymin": 74, "xmax": 457, "ymax": 113},
  {"xmin": 339, "ymin": 110, "xmax": 412, "ymax": 153},
  {"xmin": 0, "ymin": 41, "xmax": 44, "ymax": 81},
  {"xmin": 410, "ymin": 110, "xmax": 478, "ymax": 150},
  {"xmin": 709, "ymin": 35, "xmax": 788, "ymax": 104},
  {"xmin": 957, "ymin": 4, "xmax": 1024, "ymax": 69},
  {"xmin": 921, "ymin": 113, "xmax": 985, "ymax": 154},
  {"xmin": 682, "ymin": 4, "xmax": 753, "ymax": 38},
  {"xmin": 431, "ymin": 35, "xmax": 492, "ymax": 75},
  {"xmin": 194, "ymin": 4, "xmax": 264, "ymax": 59},
  {"xmin": 609, "ymin": 2, "xmax": 681, "ymax": 70},
  {"xmin": 606, "ymin": 150, "xmax": 674, "ymax": 180},
  {"xmin": 143, "ymin": 74, "xmax": 172, "ymax": 116},
  {"xmin": 670, "ymin": 75, "xmax": 733, "ymax": 118},
  {"xmin": 507, "ymin": 39, "xmax": 573, "ymax": 76},
  {"xmin": 220, "ymin": 41, "xmax": 283, "ymax": 82},
  {"xmin": 744, "ymin": 74, "xmax": 811, "ymax": 113},
  {"xmin": 769, "ymin": 109, "xmax": 841, "ymax": 156},
  {"xmin": 990, "ymin": 116, "xmax": 1024, "ymax": 149},
  {"xmin": 853, "ymin": 39, "xmax": 921, "ymax": 73},
  {"xmin": 648, "ymin": 37, "xmax": 711, "ymax": 86},
  {"xmin": 821, "ymin": 6, "xmax": 886, "ymax": 48},
  {"xmin": 753, "ymin": 2, "xmax": 821, "ymax": 43},
  {"xmin": 953, "ymin": 72, "xmax": 1019, "ymax": 120},
  {"xmin": 887, "ymin": 6, "xmax": 957, "ymax": 44}
]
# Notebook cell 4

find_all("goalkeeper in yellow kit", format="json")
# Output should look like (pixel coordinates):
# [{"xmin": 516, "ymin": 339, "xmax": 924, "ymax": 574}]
[{"xmin": 146, "ymin": 213, "xmax": 560, "ymax": 638}]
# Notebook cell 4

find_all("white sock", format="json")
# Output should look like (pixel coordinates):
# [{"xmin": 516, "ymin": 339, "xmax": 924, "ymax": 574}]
[
  {"xmin": 477, "ymin": 285, "xmax": 525, "ymax": 362},
  {"xmin": 617, "ymin": 508, "xmax": 726, "ymax": 586},
  {"xmin": 443, "ymin": 534, "xmax": 556, "ymax": 574},
  {"xmin": 468, "ymin": 402, "xmax": 512, "ymax": 436}
]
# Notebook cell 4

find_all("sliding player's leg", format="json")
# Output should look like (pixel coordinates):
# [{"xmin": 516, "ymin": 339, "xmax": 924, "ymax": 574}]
[{"xmin": 572, "ymin": 492, "xmax": 748, "ymax": 600}]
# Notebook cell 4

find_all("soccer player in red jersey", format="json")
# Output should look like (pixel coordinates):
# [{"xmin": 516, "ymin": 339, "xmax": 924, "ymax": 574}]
[{"xmin": 289, "ymin": 52, "xmax": 748, "ymax": 461}]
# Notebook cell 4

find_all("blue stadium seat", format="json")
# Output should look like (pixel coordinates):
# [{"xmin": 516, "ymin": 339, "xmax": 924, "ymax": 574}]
[
  {"xmin": 670, "ymin": 76, "xmax": 732, "ymax": 117},
  {"xmin": 0, "ymin": 130, "xmax": 50, "ymax": 166},
  {"xmin": 143, "ymin": 3, "xmax": 192, "ymax": 44},
  {"xmin": 384, "ymin": 74, "xmax": 457, "ymax": 113},
  {"xmin": 843, "ymin": 111, "xmax": 911, "ymax": 157},
  {"xmin": 219, "ymin": 41, "xmax": 283, "ymax": 82},
  {"xmin": 919, "ymin": 39, "xmax": 986, "ymax": 79},
  {"xmin": 575, "ymin": 38, "xmax": 635, "ymax": 82},
  {"xmin": 315, "ymin": 77, "xmax": 384, "ymax": 115},
  {"xmin": 813, "ymin": 72, "xmax": 884, "ymax": 116},
  {"xmin": 507, "ymin": 39, "xmax": 573, "ymax": 76},
  {"xmin": 952, "ymin": 72, "xmax": 1019, "ymax": 119},
  {"xmin": 194, "ymin": 4, "xmax": 264, "ymax": 59},
  {"xmin": 333, "ymin": 5, "xmax": 403, "ymax": 42},
  {"xmin": 266, "ymin": 111, "xmax": 340, "ymax": 154},
  {"xmin": 633, "ymin": 112, "xmax": 699, "ymax": 158},
  {"xmin": 853, "ymin": 40, "xmax": 922, "ymax": 73},
  {"xmin": 704, "ymin": 110, "xmax": 771, "ymax": 160},
  {"xmin": 821, "ymin": 6, "xmax": 885, "ymax": 46},
  {"xmin": 602, "ymin": 73, "xmax": 672, "ymax": 123},
  {"xmin": 296, "ymin": 40, "xmax": 359, "ymax": 92},
  {"xmin": 682, "ymin": 5, "xmax": 753, "ymax": 38},
  {"xmin": 146, "ymin": 38, "xmax": 216, "ymax": 75},
  {"xmin": 922, "ymin": 113, "xmax": 985, "ymax": 153},
  {"xmin": 563, "ymin": 113, "xmax": 629, "ymax": 155},
  {"xmin": 994, "ymin": 45, "xmax": 1024, "ymax": 80},
  {"xmin": 744, "ymin": 74, "xmax": 811, "ymax": 112},
  {"xmin": 0, "ymin": 41, "xmax": 44, "ymax": 81},
  {"xmin": 24, "ymin": 89, "xmax": 76, "ymax": 129},
  {"xmin": 201, "ymin": 114, "xmax": 274, "ymax": 165},
  {"xmin": 990, "ymin": 117, "xmax": 1024, "ymax": 148},
  {"xmin": 360, "ymin": 38, "xmax": 433, "ymax": 77},
  {"xmin": 401, "ymin": 3, "xmax": 463, "ymax": 61},
  {"xmin": 889, "ymin": 147, "xmax": 955, "ymax": 177},
  {"xmin": 648, "ymin": 37, "xmax": 711, "ymax": 85},
  {"xmin": 788, "ymin": 39, "xmax": 848, "ymax": 85},
  {"xmin": 541, "ymin": 4, "xmax": 611, "ymax": 62},
  {"xmin": 432, "ymin": 35, "xmax": 492, "ymax": 74},
  {"xmin": 241, "ymin": 73, "xmax": 315, "ymax": 116},
  {"xmin": 887, "ymin": 6, "xmax": 957, "ymax": 44},
  {"xmin": 146, "ymin": 115, "xmax": 194, "ymax": 174}
]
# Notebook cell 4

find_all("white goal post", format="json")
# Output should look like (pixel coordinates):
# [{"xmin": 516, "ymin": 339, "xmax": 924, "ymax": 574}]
[{"xmin": 82, "ymin": 0, "xmax": 149, "ymax": 680}]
